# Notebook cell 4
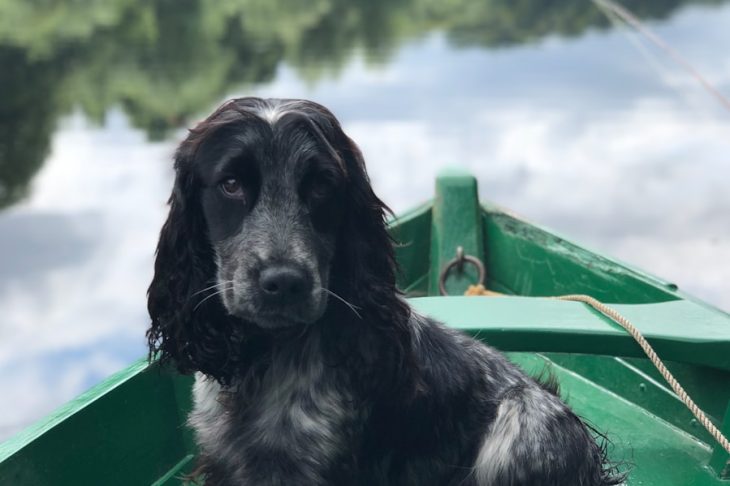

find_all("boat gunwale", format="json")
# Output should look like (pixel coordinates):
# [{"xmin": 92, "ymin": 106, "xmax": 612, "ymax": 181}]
[
  {"xmin": 480, "ymin": 200, "xmax": 729, "ymax": 317},
  {"xmin": 0, "ymin": 359, "xmax": 151, "ymax": 462}
]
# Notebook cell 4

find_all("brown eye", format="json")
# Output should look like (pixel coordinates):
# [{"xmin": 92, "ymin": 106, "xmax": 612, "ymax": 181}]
[
  {"xmin": 310, "ymin": 178, "xmax": 330, "ymax": 198},
  {"xmin": 220, "ymin": 178, "xmax": 245, "ymax": 199},
  {"xmin": 306, "ymin": 172, "xmax": 336, "ymax": 201}
]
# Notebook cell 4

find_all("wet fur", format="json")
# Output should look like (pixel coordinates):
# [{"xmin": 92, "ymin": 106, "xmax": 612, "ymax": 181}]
[{"xmin": 147, "ymin": 98, "xmax": 624, "ymax": 485}]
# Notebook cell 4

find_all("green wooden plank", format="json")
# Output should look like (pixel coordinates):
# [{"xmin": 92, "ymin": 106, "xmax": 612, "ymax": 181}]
[
  {"xmin": 0, "ymin": 361, "xmax": 191, "ymax": 486},
  {"xmin": 481, "ymin": 208, "xmax": 680, "ymax": 303},
  {"xmin": 508, "ymin": 353, "xmax": 724, "ymax": 486},
  {"xmin": 709, "ymin": 401, "xmax": 730, "ymax": 478},
  {"xmin": 0, "ymin": 359, "xmax": 149, "ymax": 462},
  {"xmin": 412, "ymin": 296, "xmax": 730, "ymax": 371},
  {"xmin": 543, "ymin": 354, "xmax": 730, "ymax": 446}
]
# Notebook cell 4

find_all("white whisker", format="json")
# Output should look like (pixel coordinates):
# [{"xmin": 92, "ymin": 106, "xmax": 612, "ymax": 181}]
[
  {"xmin": 321, "ymin": 288, "xmax": 362, "ymax": 319},
  {"xmin": 192, "ymin": 280, "xmax": 235, "ymax": 297},
  {"xmin": 194, "ymin": 286, "xmax": 234, "ymax": 311}
]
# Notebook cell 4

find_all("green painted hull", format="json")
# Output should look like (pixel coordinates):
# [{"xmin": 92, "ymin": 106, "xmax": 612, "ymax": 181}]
[{"xmin": 2, "ymin": 170, "xmax": 729, "ymax": 485}]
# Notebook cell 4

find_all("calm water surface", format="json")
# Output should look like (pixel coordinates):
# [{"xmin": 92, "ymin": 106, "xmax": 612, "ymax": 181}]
[{"xmin": 1, "ymin": 0, "xmax": 729, "ymax": 439}]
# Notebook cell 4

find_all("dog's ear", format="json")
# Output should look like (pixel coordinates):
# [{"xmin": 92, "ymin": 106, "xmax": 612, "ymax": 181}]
[
  {"xmin": 305, "ymin": 105, "xmax": 417, "ymax": 395},
  {"xmin": 336, "ymin": 134, "xmax": 411, "ymax": 323},
  {"xmin": 293, "ymin": 102, "xmax": 404, "ymax": 314},
  {"xmin": 146, "ymin": 141, "xmax": 247, "ymax": 383},
  {"xmin": 335, "ymin": 138, "xmax": 403, "ymax": 312}
]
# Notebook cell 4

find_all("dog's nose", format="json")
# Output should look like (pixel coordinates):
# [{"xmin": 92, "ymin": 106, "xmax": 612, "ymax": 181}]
[{"xmin": 259, "ymin": 266, "xmax": 310, "ymax": 301}]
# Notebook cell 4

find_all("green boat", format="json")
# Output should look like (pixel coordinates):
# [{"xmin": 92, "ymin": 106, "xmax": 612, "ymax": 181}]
[{"xmin": 2, "ymin": 169, "xmax": 730, "ymax": 485}]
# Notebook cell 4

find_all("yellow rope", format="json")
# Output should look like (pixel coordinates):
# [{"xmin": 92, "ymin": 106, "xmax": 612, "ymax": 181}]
[
  {"xmin": 465, "ymin": 285, "xmax": 730, "ymax": 456},
  {"xmin": 464, "ymin": 285, "xmax": 503, "ymax": 297}
]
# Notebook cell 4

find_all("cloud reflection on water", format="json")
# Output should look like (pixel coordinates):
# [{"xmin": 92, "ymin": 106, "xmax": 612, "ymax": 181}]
[{"xmin": 0, "ymin": 111, "xmax": 173, "ymax": 437}]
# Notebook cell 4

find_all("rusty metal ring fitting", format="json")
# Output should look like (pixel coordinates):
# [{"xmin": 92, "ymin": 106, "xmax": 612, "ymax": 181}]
[{"xmin": 438, "ymin": 246, "xmax": 486, "ymax": 296}]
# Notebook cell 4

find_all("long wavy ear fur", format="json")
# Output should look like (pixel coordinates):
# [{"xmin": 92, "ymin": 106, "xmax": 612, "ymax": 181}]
[
  {"xmin": 146, "ymin": 138, "xmax": 255, "ymax": 384},
  {"xmin": 301, "ymin": 103, "xmax": 416, "ymax": 397}
]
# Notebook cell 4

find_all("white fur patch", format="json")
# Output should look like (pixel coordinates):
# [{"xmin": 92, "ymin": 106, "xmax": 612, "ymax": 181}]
[
  {"xmin": 473, "ymin": 386, "xmax": 569, "ymax": 484},
  {"xmin": 259, "ymin": 105, "xmax": 284, "ymax": 124},
  {"xmin": 249, "ymin": 349, "xmax": 345, "ymax": 457},
  {"xmin": 189, "ymin": 372, "xmax": 227, "ymax": 452},
  {"xmin": 474, "ymin": 398, "xmax": 522, "ymax": 484},
  {"xmin": 410, "ymin": 312, "xmax": 426, "ymax": 345}
]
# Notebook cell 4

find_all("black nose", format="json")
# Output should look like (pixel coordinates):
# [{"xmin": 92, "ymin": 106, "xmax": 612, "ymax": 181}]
[{"xmin": 259, "ymin": 266, "xmax": 311, "ymax": 302}]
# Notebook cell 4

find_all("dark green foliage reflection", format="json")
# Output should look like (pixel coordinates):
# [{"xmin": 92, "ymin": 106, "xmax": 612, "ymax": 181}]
[{"xmin": 0, "ymin": 0, "xmax": 724, "ymax": 208}]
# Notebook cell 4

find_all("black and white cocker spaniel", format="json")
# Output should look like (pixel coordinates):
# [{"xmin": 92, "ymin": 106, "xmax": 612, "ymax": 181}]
[{"xmin": 147, "ymin": 98, "xmax": 623, "ymax": 486}]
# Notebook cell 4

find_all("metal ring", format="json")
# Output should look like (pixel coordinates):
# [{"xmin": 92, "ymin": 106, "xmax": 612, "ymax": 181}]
[{"xmin": 438, "ymin": 246, "xmax": 486, "ymax": 296}]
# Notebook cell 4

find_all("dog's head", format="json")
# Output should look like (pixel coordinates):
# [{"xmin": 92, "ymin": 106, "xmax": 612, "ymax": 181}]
[
  {"xmin": 192, "ymin": 99, "xmax": 348, "ymax": 329},
  {"xmin": 147, "ymin": 98, "xmax": 410, "ymax": 383}
]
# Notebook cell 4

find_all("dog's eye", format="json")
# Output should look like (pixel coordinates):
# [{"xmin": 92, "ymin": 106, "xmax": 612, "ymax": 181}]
[
  {"xmin": 309, "ymin": 177, "xmax": 332, "ymax": 199},
  {"xmin": 220, "ymin": 178, "xmax": 245, "ymax": 199}
]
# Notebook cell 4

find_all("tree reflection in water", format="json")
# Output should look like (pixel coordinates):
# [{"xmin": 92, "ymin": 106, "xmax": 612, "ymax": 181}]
[{"xmin": 0, "ymin": 0, "xmax": 725, "ymax": 208}]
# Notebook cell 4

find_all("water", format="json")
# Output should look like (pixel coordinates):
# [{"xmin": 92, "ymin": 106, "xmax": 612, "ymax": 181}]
[{"xmin": 1, "ymin": 0, "xmax": 729, "ymax": 440}]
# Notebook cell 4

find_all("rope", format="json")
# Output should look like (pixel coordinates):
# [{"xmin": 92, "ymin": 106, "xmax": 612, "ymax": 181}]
[
  {"xmin": 465, "ymin": 284, "xmax": 730, "ymax": 456},
  {"xmin": 557, "ymin": 294, "xmax": 730, "ymax": 455}
]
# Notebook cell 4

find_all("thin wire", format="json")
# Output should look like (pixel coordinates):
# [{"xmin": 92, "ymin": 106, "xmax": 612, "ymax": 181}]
[{"xmin": 592, "ymin": 0, "xmax": 730, "ymax": 112}]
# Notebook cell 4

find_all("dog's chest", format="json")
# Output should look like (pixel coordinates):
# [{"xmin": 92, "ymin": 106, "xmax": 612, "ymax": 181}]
[
  {"xmin": 246, "ymin": 353, "xmax": 351, "ymax": 451},
  {"xmin": 190, "ymin": 350, "xmax": 357, "ymax": 475}
]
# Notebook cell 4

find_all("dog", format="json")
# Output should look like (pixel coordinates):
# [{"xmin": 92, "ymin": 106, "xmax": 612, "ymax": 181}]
[{"xmin": 146, "ymin": 97, "xmax": 623, "ymax": 485}]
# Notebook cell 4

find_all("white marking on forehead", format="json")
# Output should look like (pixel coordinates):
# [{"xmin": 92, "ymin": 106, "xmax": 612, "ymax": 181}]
[
  {"xmin": 257, "ymin": 100, "xmax": 307, "ymax": 126},
  {"xmin": 259, "ymin": 105, "xmax": 284, "ymax": 124}
]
